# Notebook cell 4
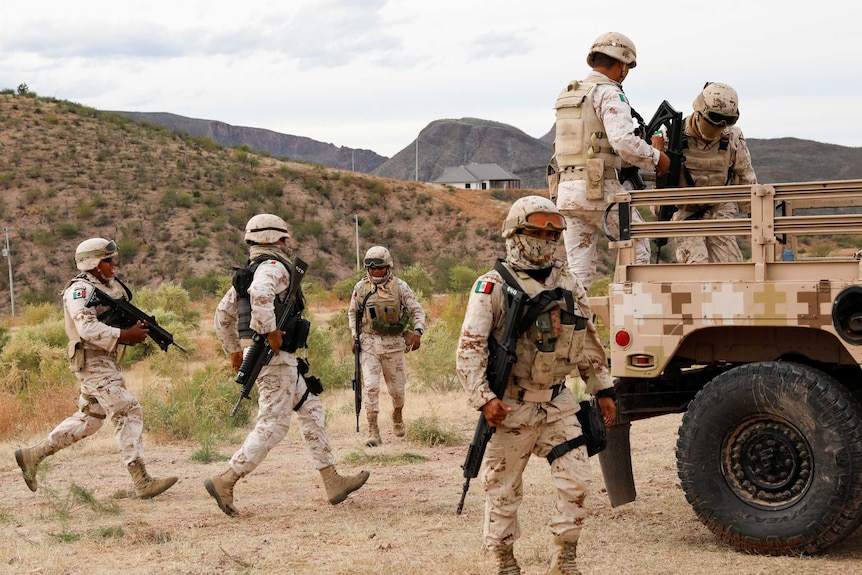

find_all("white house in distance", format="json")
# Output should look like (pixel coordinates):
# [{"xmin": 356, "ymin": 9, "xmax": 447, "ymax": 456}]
[{"xmin": 432, "ymin": 163, "xmax": 520, "ymax": 190}]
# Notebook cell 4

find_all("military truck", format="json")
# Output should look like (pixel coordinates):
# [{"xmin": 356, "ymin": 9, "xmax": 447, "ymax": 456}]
[{"xmin": 589, "ymin": 179, "xmax": 862, "ymax": 555}]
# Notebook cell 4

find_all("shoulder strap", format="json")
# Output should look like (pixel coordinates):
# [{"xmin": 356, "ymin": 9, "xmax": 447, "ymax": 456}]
[{"xmin": 494, "ymin": 260, "xmax": 575, "ymax": 336}]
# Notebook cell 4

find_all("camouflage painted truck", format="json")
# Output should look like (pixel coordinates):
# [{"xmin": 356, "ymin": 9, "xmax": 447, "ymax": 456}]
[{"xmin": 589, "ymin": 179, "xmax": 862, "ymax": 555}]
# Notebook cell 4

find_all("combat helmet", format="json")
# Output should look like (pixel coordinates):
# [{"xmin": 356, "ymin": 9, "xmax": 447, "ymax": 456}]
[
  {"xmin": 693, "ymin": 82, "xmax": 739, "ymax": 126},
  {"xmin": 587, "ymin": 32, "xmax": 637, "ymax": 68},
  {"xmin": 75, "ymin": 238, "xmax": 118, "ymax": 271},
  {"xmin": 244, "ymin": 214, "xmax": 290, "ymax": 245},
  {"xmin": 501, "ymin": 196, "xmax": 567, "ymax": 238},
  {"xmin": 364, "ymin": 246, "xmax": 393, "ymax": 268}
]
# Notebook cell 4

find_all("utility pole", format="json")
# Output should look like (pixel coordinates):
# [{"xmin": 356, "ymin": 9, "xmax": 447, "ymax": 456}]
[
  {"xmin": 415, "ymin": 136, "xmax": 419, "ymax": 182},
  {"xmin": 3, "ymin": 227, "xmax": 15, "ymax": 316},
  {"xmin": 354, "ymin": 214, "xmax": 360, "ymax": 270}
]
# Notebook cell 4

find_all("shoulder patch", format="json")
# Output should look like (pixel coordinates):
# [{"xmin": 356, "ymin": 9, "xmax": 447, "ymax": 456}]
[
  {"xmin": 72, "ymin": 287, "xmax": 88, "ymax": 300},
  {"xmin": 619, "ymin": 93, "xmax": 627, "ymax": 103},
  {"xmin": 475, "ymin": 281, "xmax": 494, "ymax": 294}
]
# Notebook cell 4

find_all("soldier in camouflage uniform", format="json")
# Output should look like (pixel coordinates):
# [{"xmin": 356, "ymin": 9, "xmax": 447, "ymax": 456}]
[
  {"xmin": 653, "ymin": 82, "xmax": 758, "ymax": 263},
  {"xmin": 206, "ymin": 214, "xmax": 369, "ymax": 516},
  {"xmin": 349, "ymin": 246, "xmax": 426, "ymax": 447},
  {"xmin": 553, "ymin": 31, "xmax": 671, "ymax": 289},
  {"xmin": 456, "ymin": 196, "xmax": 618, "ymax": 575},
  {"xmin": 15, "ymin": 238, "xmax": 177, "ymax": 500}
]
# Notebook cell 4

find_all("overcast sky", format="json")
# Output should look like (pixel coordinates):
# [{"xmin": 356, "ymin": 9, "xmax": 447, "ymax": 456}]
[{"xmin": 3, "ymin": 0, "xmax": 861, "ymax": 158}]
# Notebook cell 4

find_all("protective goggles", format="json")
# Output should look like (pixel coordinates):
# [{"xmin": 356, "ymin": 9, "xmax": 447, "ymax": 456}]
[
  {"xmin": 702, "ymin": 110, "xmax": 738, "ymax": 127},
  {"xmin": 364, "ymin": 258, "xmax": 389, "ymax": 269},
  {"xmin": 524, "ymin": 211, "xmax": 566, "ymax": 231}
]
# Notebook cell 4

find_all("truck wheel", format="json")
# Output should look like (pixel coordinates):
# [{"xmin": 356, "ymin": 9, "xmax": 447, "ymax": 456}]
[{"xmin": 676, "ymin": 361, "xmax": 862, "ymax": 555}]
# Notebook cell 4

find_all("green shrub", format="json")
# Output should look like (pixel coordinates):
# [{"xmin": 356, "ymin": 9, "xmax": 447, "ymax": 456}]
[
  {"xmin": 398, "ymin": 264, "xmax": 433, "ymax": 302},
  {"xmin": 407, "ymin": 322, "xmax": 458, "ymax": 393},
  {"xmin": 404, "ymin": 415, "xmax": 463, "ymax": 447},
  {"xmin": 448, "ymin": 265, "xmax": 480, "ymax": 293}
]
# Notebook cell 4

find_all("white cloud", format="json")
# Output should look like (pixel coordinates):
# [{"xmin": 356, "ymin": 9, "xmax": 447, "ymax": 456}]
[{"xmin": 2, "ymin": 0, "xmax": 862, "ymax": 156}]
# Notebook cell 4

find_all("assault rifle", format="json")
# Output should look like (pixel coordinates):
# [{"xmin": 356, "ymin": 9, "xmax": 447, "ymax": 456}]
[
  {"xmin": 352, "ymin": 290, "xmax": 374, "ymax": 432},
  {"xmin": 231, "ymin": 256, "xmax": 308, "ymax": 417},
  {"xmin": 644, "ymin": 101, "xmax": 686, "ymax": 256},
  {"xmin": 456, "ymin": 280, "xmax": 526, "ymax": 515},
  {"xmin": 88, "ymin": 285, "xmax": 187, "ymax": 353}
]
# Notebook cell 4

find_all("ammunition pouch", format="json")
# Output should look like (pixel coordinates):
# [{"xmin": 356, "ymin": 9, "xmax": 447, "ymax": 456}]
[
  {"xmin": 280, "ymin": 314, "xmax": 310, "ymax": 352},
  {"xmin": 371, "ymin": 308, "xmax": 409, "ymax": 335}
]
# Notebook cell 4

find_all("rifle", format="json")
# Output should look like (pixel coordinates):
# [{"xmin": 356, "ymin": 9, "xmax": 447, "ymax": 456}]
[
  {"xmin": 87, "ymin": 284, "xmax": 187, "ymax": 353},
  {"xmin": 231, "ymin": 256, "xmax": 308, "ymax": 417},
  {"xmin": 643, "ymin": 100, "xmax": 686, "ymax": 257},
  {"xmin": 352, "ymin": 290, "xmax": 374, "ymax": 432},
  {"xmin": 456, "ymin": 280, "xmax": 527, "ymax": 515}
]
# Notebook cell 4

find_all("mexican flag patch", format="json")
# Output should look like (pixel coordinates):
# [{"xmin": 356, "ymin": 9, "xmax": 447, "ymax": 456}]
[
  {"xmin": 475, "ymin": 281, "xmax": 494, "ymax": 294},
  {"xmin": 72, "ymin": 287, "xmax": 88, "ymax": 299},
  {"xmin": 619, "ymin": 93, "xmax": 627, "ymax": 103}
]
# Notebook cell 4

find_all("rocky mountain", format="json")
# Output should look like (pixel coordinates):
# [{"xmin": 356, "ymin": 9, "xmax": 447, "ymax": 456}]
[
  {"xmin": 123, "ymin": 111, "xmax": 862, "ymax": 189},
  {"xmin": 116, "ymin": 111, "xmax": 388, "ymax": 173}
]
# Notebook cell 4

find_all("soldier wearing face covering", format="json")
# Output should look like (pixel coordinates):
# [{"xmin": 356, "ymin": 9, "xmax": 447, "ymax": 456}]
[
  {"xmin": 653, "ymin": 82, "xmax": 758, "ymax": 263},
  {"xmin": 456, "ymin": 196, "xmax": 617, "ymax": 575}
]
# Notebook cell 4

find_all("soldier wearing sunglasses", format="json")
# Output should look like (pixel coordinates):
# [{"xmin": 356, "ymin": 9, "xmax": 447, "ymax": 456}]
[
  {"xmin": 653, "ymin": 82, "xmax": 757, "ymax": 263},
  {"xmin": 348, "ymin": 246, "xmax": 426, "ymax": 447}
]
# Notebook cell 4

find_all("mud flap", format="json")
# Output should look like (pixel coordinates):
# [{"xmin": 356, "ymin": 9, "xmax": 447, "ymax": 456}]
[{"xmin": 598, "ymin": 421, "xmax": 637, "ymax": 507}]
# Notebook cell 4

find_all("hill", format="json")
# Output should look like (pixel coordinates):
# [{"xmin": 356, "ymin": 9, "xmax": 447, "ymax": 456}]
[
  {"xmin": 0, "ymin": 93, "xmax": 519, "ymax": 312},
  {"xmin": 123, "ymin": 112, "xmax": 862, "ymax": 190}
]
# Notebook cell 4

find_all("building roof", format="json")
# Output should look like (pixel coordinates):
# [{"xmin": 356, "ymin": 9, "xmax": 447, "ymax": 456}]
[{"xmin": 433, "ymin": 163, "xmax": 519, "ymax": 184}]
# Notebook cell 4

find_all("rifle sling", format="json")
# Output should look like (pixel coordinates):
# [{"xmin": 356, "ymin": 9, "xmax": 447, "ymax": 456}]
[
  {"xmin": 493, "ymin": 260, "xmax": 575, "ymax": 337},
  {"xmin": 546, "ymin": 435, "xmax": 586, "ymax": 464}
]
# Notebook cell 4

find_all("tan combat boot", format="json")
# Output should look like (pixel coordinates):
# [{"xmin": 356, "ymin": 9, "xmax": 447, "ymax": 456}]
[
  {"xmin": 127, "ymin": 459, "xmax": 178, "ymax": 500},
  {"xmin": 15, "ymin": 441, "xmax": 55, "ymax": 492},
  {"xmin": 319, "ymin": 465, "xmax": 370, "ymax": 505},
  {"xmin": 204, "ymin": 466, "xmax": 242, "ymax": 516},
  {"xmin": 392, "ymin": 406, "xmax": 406, "ymax": 437},
  {"xmin": 546, "ymin": 537, "xmax": 581, "ymax": 575},
  {"xmin": 366, "ymin": 411, "xmax": 382, "ymax": 447},
  {"xmin": 492, "ymin": 544, "xmax": 521, "ymax": 575}
]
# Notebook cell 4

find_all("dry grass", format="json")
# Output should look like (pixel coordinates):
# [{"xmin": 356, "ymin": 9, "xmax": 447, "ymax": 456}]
[{"xmin": 2, "ymin": 376, "xmax": 862, "ymax": 574}]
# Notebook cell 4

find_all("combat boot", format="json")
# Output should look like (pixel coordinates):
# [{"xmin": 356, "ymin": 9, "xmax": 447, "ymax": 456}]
[
  {"xmin": 205, "ymin": 466, "xmax": 242, "ymax": 516},
  {"xmin": 392, "ymin": 406, "xmax": 406, "ymax": 437},
  {"xmin": 15, "ymin": 441, "xmax": 56, "ymax": 492},
  {"xmin": 319, "ymin": 465, "xmax": 370, "ymax": 505},
  {"xmin": 127, "ymin": 459, "xmax": 178, "ymax": 500},
  {"xmin": 546, "ymin": 537, "xmax": 581, "ymax": 575},
  {"xmin": 492, "ymin": 544, "xmax": 521, "ymax": 575},
  {"xmin": 366, "ymin": 411, "xmax": 382, "ymax": 447}
]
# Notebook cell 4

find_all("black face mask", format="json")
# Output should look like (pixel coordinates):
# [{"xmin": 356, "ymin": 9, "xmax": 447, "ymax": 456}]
[{"xmin": 525, "ymin": 267, "xmax": 553, "ymax": 281}]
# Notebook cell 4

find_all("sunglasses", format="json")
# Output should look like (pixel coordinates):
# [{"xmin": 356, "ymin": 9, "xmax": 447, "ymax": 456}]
[
  {"xmin": 703, "ymin": 110, "xmax": 738, "ymax": 127},
  {"xmin": 101, "ymin": 257, "xmax": 116, "ymax": 265}
]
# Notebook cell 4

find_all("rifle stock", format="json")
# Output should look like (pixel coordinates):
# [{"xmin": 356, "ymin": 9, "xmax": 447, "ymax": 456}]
[
  {"xmin": 88, "ymin": 287, "xmax": 186, "ymax": 353},
  {"xmin": 231, "ymin": 256, "xmax": 308, "ymax": 417},
  {"xmin": 456, "ymin": 281, "xmax": 526, "ymax": 514}
]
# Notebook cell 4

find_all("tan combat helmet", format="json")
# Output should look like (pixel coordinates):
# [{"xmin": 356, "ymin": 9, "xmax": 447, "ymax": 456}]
[
  {"xmin": 501, "ymin": 195, "xmax": 567, "ymax": 238},
  {"xmin": 364, "ymin": 246, "xmax": 393, "ymax": 268},
  {"xmin": 587, "ymin": 31, "xmax": 637, "ymax": 68},
  {"xmin": 244, "ymin": 213, "xmax": 290, "ymax": 245},
  {"xmin": 75, "ymin": 238, "xmax": 118, "ymax": 271},
  {"xmin": 693, "ymin": 82, "xmax": 740, "ymax": 126}
]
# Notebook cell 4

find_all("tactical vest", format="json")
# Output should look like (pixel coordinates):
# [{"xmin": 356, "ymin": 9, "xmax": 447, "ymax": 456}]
[
  {"xmin": 554, "ymin": 78, "xmax": 622, "ymax": 171},
  {"xmin": 683, "ymin": 134, "xmax": 733, "ymax": 187},
  {"xmin": 498, "ymin": 263, "xmax": 587, "ymax": 387},
  {"xmin": 357, "ymin": 278, "xmax": 409, "ymax": 335},
  {"xmin": 233, "ymin": 256, "xmax": 308, "ymax": 351}
]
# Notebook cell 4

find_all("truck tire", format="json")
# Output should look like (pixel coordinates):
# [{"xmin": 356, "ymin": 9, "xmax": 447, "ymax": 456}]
[{"xmin": 676, "ymin": 361, "xmax": 862, "ymax": 555}]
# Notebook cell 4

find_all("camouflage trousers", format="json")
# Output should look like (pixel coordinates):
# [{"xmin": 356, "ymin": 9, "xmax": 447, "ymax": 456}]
[
  {"xmin": 481, "ymin": 397, "xmax": 591, "ymax": 549},
  {"xmin": 229, "ymin": 364, "xmax": 334, "ymax": 476},
  {"xmin": 556, "ymin": 179, "xmax": 650, "ymax": 290},
  {"xmin": 46, "ymin": 358, "xmax": 144, "ymax": 465},
  {"xmin": 672, "ymin": 202, "xmax": 743, "ymax": 263},
  {"xmin": 360, "ymin": 349, "xmax": 406, "ymax": 413}
]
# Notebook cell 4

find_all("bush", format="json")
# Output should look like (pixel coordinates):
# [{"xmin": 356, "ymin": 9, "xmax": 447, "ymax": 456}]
[{"xmin": 398, "ymin": 264, "xmax": 433, "ymax": 302}]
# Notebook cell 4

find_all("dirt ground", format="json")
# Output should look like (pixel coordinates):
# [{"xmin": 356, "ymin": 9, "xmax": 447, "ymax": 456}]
[{"xmin": 2, "ymin": 385, "xmax": 862, "ymax": 575}]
